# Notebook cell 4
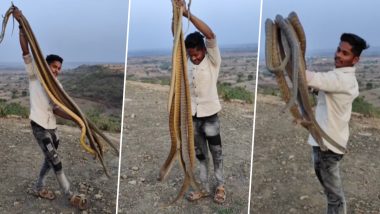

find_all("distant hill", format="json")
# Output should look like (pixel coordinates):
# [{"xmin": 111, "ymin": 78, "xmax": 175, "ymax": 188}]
[
  {"xmin": 0, "ymin": 62, "xmax": 24, "ymax": 72},
  {"xmin": 259, "ymin": 46, "xmax": 380, "ymax": 59},
  {"xmin": 307, "ymin": 46, "xmax": 380, "ymax": 57},
  {"xmin": 0, "ymin": 61, "xmax": 124, "ymax": 71},
  {"xmin": 128, "ymin": 43, "xmax": 258, "ymax": 57},
  {"xmin": 60, "ymin": 65, "xmax": 124, "ymax": 109}
]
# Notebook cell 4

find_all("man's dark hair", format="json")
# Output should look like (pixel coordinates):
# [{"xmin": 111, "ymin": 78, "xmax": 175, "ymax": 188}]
[
  {"xmin": 340, "ymin": 33, "xmax": 369, "ymax": 57},
  {"xmin": 185, "ymin": 31, "xmax": 205, "ymax": 50},
  {"xmin": 46, "ymin": 54, "xmax": 63, "ymax": 65}
]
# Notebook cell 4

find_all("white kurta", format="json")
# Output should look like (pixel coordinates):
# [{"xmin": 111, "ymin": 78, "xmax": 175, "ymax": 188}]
[
  {"xmin": 188, "ymin": 38, "xmax": 222, "ymax": 117},
  {"xmin": 24, "ymin": 54, "xmax": 57, "ymax": 129},
  {"xmin": 306, "ymin": 66, "xmax": 359, "ymax": 154}
]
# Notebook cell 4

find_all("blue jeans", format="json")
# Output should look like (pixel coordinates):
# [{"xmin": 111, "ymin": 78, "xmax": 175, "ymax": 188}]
[
  {"xmin": 312, "ymin": 146, "xmax": 346, "ymax": 214},
  {"xmin": 193, "ymin": 113, "xmax": 224, "ymax": 192},
  {"xmin": 31, "ymin": 121, "xmax": 72, "ymax": 197}
]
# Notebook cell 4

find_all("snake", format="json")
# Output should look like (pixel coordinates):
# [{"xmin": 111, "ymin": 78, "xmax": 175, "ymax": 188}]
[
  {"xmin": 158, "ymin": 0, "xmax": 200, "ymax": 204},
  {"xmin": 265, "ymin": 12, "xmax": 346, "ymax": 153},
  {"xmin": 0, "ymin": 5, "xmax": 119, "ymax": 177}
]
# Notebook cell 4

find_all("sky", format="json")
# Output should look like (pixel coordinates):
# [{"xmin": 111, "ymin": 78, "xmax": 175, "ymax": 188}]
[
  {"xmin": 0, "ymin": 0, "xmax": 129, "ymax": 63},
  {"xmin": 3, "ymin": 1, "xmax": 377, "ymax": 63},
  {"xmin": 127, "ymin": 0, "xmax": 261, "ymax": 52},
  {"xmin": 261, "ymin": 0, "xmax": 380, "ymax": 56}
]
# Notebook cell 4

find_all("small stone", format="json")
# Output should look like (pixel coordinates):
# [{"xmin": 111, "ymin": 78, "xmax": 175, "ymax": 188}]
[
  {"xmin": 13, "ymin": 201, "xmax": 19, "ymax": 206},
  {"xmin": 95, "ymin": 193, "xmax": 103, "ymax": 200},
  {"xmin": 128, "ymin": 180, "xmax": 137, "ymax": 185},
  {"xmin": 81, "ymin": 211, "xmax": 88, "ymax": 214},
  {"xmin": 79, "ymin": 183, "xmax": 87, "ymax": 192},
  {"xmin": 358, "ymin": 132, "xmax": 372, "ymax": 137},
  {"xmin": 88, "ymin": 187, "xmax": 94, "ymax": 192},
  {"xmin": 55, "ymin": 190, "xmax": 61, "ymax": 196},
  {"xmin": 131, "ymin": 114, "xmax": 136, "ymax": 118},
  {"xmin": 281, "ymin": 161, "xmax": 286, "ymax": 165},
  {"xmin": 132, "ymin": 166, "xmax": 139, "ymax": 171},
  {"xmin": 288, "ymin": 155, "xmax": 295, "ymax": 160},
  {"xmin": 121, "ymin": 174, "xmax": 128, "ymax": 179},
  {"xmin": 300, "ymin": 195, "xmax": 309, "ymax": 200}
]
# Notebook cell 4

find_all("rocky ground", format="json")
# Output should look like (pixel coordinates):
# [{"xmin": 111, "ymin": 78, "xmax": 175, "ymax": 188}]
[
  {"xmin": 251, "ymin": 94, "xmax": 380, "ymax": 213},
  {"xmin": 0, "ymin": 117, "xmax": 120, "ymax": 214},
  {"xmin": 119, "ymin": 81, "xmax": 254, "ymax": 213}
]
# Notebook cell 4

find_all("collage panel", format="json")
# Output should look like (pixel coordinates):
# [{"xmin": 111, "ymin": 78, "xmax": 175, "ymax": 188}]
[
  {"xmin": 120, "ymin": 0, "xmax": 260, "ymax": 213},
  {"xmin": 0, "ymin": 1, "xmax": 128, "ymax": 213},
  {"xmin": 252, "ymin": 0, "xmax": 380, "ymax": 213}
]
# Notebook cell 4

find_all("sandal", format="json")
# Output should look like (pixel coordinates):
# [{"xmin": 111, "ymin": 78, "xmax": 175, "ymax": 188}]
[
  {"xmin": 186, "ymin": 191, "xmax": 209, "ymax": 202},
  {"xmin": 33, "ymin": 188, "xmax": 56, "ymax": 200},
  {"xmin": 214, "ymin": 185, "xmax": 226, "ymax": 204},
  {"xmin": 70, "ymin": 194, "xmax": 89, "ymax": 210}
]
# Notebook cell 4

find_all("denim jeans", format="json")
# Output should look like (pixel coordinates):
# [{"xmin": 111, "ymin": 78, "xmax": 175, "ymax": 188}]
[
  {"xmin": 312, "ymin": 146, "xmax": 346, "ymax": 214},
  {"xmin": 31, "ymin": 121, "xmax": 72, "ymax": 197},
  {"xmin": 193, "ymin": 113, "xmax": 224, "ymax": 192}
]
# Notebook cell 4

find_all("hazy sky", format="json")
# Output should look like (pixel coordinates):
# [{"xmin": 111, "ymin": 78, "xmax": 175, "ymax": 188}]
[
  {"xmin": 0, "ymin": 0, "xmax": 129, "ymax": 63},
  {"xmin": 261, "ymin": 0, "xmax": 380, "ymax": 55},
  {"xmin": 128, "ymin": 0, "xmax": 261, "ymax": 52}
]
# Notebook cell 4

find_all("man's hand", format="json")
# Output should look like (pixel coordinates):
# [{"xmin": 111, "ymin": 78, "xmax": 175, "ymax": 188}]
[
  {"xmin": 12, "ymin": 7, "xmax": 22, "ymax": 22},
  {"xmin": 174, "ymin": 0, "xmax": 215, "ymax": 40},
  {"xmin": 174, "ymin": 0, "xmax": 189, "ymax": 17},
  {"xmin": 53, "ymin": 105, "xmax": 74, "ymax": 121}
]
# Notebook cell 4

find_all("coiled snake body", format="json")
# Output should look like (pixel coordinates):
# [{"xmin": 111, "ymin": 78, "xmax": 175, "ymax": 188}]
[
  {"xmin": 158, "ymin": 0, "xmax": 200, "ymax": 204},
  {"xmin": 265, "ymin": 12, "xmax": 346, "ymax": 153}
]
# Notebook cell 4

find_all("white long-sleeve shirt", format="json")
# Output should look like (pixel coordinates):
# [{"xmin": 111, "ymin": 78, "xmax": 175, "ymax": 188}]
[
  {"xmin": 188, "ymin": 38, "xmax": 222, "ymax": 117},
  {"xmin": 24, "ymin": 54, "xmax": 57, "ymax": 129},
  {"xmin": 306, "ymin": 66, "xmax": 359, "ymax": 154}
]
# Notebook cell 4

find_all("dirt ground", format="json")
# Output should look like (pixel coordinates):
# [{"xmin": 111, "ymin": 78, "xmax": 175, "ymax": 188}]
[
  {"xmin": 251, "ymin": 94, "xmax": 380, "ymax": 213},
  {"xmin": 0, "ymin": 117, "xmax": 120, "ymax": 214},
  {"xmin": 118, "ymin": 81, "xmax": 254, "ymax": 213}
]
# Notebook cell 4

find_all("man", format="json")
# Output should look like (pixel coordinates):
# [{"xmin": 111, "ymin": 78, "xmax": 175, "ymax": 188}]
[
  {"xmin": 13, "ymin": 8, "xmax": 88, "ymax": 210},
  {"xmin": 176, "ymin": 1, "xmax": 225, "ymax": 204},
  {"xmin": 306, "ymin": 33, "xmax": 369, "ymax": 214}
]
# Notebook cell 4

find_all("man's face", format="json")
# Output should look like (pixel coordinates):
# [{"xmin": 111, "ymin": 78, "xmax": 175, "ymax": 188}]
[
  {"xmin": 49, "ymin": 60, "xmax": 62, "ymax": 77},
  {"xmin": 187, "ymin": 47, "xmax": 206, "ymax": 65},
  {"xmin": 334, "ymin": 41, "xmax": 359, "ymax": 68}
]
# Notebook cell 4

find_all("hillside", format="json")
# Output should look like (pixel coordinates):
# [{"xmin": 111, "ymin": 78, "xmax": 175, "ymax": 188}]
[
  {"xmin": 251, "ymin": 94, "xmax": 380, "ymax": 213},
  {"xmin": 60, "ymin": 64, "xmax": 124, "ymax": 109},
  {"xmin": 0, "ymin": 117, "xmax": 120, "ymax": 213},
  {"xmin": 118, "ymin": 81, "xmax": 254, "ymax": 213},
  {"xmin": 0, "ymin": 64, "xmax": 125, "ymax": 132}
]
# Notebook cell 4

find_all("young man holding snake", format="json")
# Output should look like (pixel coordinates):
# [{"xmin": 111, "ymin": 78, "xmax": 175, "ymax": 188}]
[
  {"xmin": 306, "ymin": 33, "xmax": 368, "ymax": 214},
  {"xmin": 176, "ymin": 0, "xmax": 225, "ymax": 204},
  {"xmin": 13, "ymin": 8, "xmax": 88, "ymax": 210}
]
